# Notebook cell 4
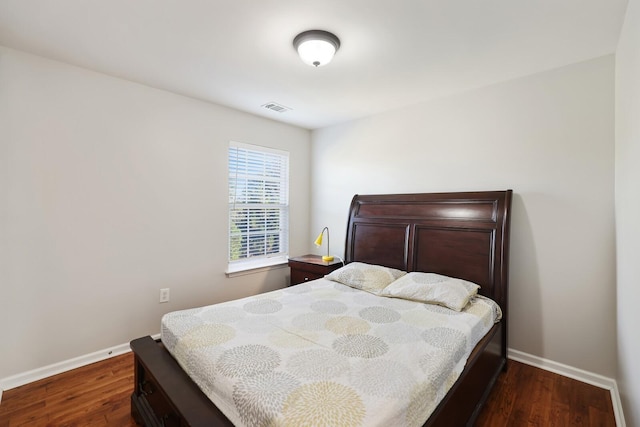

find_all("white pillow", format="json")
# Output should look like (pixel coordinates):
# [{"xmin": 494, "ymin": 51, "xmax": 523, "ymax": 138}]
[
  {"xmin": 324, "ymin": 262, "xmax": 406, "ymax": 295},
  {"xmin": 380, "ymin": 272, "xmax": 479, "ymax": 311}
]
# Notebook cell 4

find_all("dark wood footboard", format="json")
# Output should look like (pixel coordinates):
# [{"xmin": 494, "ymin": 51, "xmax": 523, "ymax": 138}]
[{"xmin": 130, "ymin": 336, "xmax": 232, "ymax": 427}]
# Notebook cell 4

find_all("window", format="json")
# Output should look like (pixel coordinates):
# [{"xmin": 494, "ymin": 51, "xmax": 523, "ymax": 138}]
[{"xmin": 227, "ymin": 141, "xmax": 289, "ymax": 273}]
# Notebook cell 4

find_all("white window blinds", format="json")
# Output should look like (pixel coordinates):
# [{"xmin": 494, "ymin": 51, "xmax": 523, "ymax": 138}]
[{"xmin": 228, "ymin": 142, "xmax": 289, "ymax": 272}]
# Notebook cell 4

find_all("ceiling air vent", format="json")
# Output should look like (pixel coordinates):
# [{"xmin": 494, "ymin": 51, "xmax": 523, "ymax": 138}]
[{"xmin": 262, "ymin": 102, "xmax": 292, "ymax": 113}]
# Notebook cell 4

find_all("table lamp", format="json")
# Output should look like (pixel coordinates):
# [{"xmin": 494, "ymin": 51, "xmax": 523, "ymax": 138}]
[{"xmin": 314, "ymin": 227, "xmax": 334, "ymax": 262}]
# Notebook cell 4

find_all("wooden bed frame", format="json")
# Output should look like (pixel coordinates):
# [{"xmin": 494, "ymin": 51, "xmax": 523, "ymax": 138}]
[{"xmin": 130, "ymin": 190, "xmax": 512, "ymax": 427}]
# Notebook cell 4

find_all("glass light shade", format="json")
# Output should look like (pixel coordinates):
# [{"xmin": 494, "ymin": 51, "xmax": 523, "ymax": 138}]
[
  {"xmin": 297, "ymin": 39, "xmax": 336, "ymax": 67},
  {"xmin": 293, "ymin": 30, "xmax": 340, "ymax": 67}
]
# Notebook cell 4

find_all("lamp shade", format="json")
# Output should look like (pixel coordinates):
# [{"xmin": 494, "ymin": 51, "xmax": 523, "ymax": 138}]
[
  {"xmin": 293, "ymin": 30, "xmax": 340, "ymax": 67},
  {"xmin": 314, "ymin": 227, "xmax": 334, "ymax": 262}
]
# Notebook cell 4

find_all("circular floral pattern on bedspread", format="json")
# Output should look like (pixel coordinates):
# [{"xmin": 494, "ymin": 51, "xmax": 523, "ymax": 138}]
[
  {"xmin": 160, "ymin": 274, "xmax": 498, "ymax": 427},
  {"xmin": 286, "ymin": 349, "xmax": 350, "ymax": 381},
  {"xmin": 423, "ymin": 303, "xmax": 462, "ymax": 316},
  {"xmin": 465, "ymin": 299, "xmax": 497, "ymax": 327},
  {"xmin": 173, "ymin": 324, "xmax": 235, "ymax": 360},
  {"xmin": 402, "ymin": 310, "xmax": 446, "ymax": 328},
  {"xmin": 217, "ymin": 345, "xmax": 280, "ymax": 377},
  {"xmin": 236, "ymin": 315, "xmax": 282, "ymax": 334},
  {"xmin": 283, "ymin": 282, "xmax": 312, "ymax": 293},
  {"xmin": 325, "ymin": 316, "xmax": 371, "ymax": 335},
  {"xmin": 184, "ymin": 346, "xmax": 225, "ymax": 395},
  {"xmin": 161, "ymin": 313, "xmax": 204, "ymax": 350},
  {"xmin": 268, "ymin": 329, "xmax": 318, "ymax": 348},
  {"xmin": 350, "ymin": 291, "xmax": 383, "ymax": 306},
  {"xmin": 374, "ymin": 322, "xmax": 423, "ymax": 343},
  {"xmin": 332, "ymin": 282, "xmax": 359, "ymax": 292},
  {"xmin": 418, "ymin": 348, "xmax": 456, "ymax": 390},
  {"xmin": 281, "ymin": 382, "xmax": 366, "ymax": 427},
  {"xmin": 291, "ymin": 312, "xmax": 331, "ymax": 331},
  {"xmin": 358, "ymin": 306, "xmax": 401, "ymax": 323},
  {"xmin": 421, "ymin": 327, "xmax": 467, "ymax": 364},
  {"xmin": 332, "ymin": 334, "xmax": 389, "ymax": 358},
  {"xmin": 379, "ymin": 296, "xmax": 420, "ymax": 311},
  {"xmin": 313, "ymin": 287, "xmax": 344, "ymax": 299},
  {"xmin": 198, "ymin": 306, "xmax": 246, "ymax": 323},
  {"xmin": 310, "ymin": 300, "xmax": 348, "ymax": 314},
  {"xmin": 406, "ymin": 381, "xmax": 437, "ymax": 427},
  {"xmin": 233, "ymin": 371, "xmax": 300, "ymax": 427},
  {"xmin": 351, "ymin": 359, "xmax": 416, "ymax": 399},
  {"xmin": 243, "ymin": 299, "xmax": 283, "ymax": 314}
]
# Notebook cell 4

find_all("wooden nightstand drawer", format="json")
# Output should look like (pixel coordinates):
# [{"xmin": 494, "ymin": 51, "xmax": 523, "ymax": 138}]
[
  {"xmin": 288, "ymin": 255, "xmax": 343, "ymax": 286},
  {"xmin": 291, "ymin": 269, "xmax": 323, "ymax": 284}
]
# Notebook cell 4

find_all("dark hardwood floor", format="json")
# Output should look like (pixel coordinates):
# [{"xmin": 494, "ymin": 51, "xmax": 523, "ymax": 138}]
[
  {"xmin": 476, "ymin": 360, "xmax": 615, "ymax": 427},
  {"xmin": 0, "ymin": 353, "xmax": 137, "ymax": 427},
  {"xmin": 0, "ymin": 354, "xmax": 615, "ymax": 426}
]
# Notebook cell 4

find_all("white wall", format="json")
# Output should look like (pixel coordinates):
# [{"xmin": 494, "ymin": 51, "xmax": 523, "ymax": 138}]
[
  {"xmin": 0, "ymin": 47, "xmax": 311, "ymax": 379},
  {"xmin": 311, "ymin": 56, "xmax": 616, "ymax": 378},
  {"xmin": 615, "ymin": 0, "xmax": 640, "ymax": 422}
]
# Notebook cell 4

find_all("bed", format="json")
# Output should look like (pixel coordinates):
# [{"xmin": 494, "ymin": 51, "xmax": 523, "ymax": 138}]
[{"xmin": 130, "ymin": 190, "xmax": 512, "ymax": 427}]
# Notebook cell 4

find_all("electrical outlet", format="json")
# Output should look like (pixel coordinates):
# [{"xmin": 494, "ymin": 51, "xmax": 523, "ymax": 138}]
[{"xmin": 159, "ymin": 288, "xmax": 170, "ymax": 303}]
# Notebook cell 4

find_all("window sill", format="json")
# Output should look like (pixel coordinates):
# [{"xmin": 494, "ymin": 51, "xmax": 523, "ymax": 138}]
[{"xmin": 226, "ymin": 256, "xmax": 289, "ymax": 278}]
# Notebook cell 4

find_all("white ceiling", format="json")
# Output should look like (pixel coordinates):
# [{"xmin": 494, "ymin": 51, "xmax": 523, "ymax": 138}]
[{"xmin": 0, "ymin": 0, "xmax": 629, "ymax": 129}]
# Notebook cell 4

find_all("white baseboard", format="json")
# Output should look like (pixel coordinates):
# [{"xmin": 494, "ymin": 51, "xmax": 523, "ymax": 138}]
[
  {"xmin": 508, "ymin": 348, "xmax": 626, "ymax": 427},
  {"xmin": 0, "ymin": 333, "xmax": 160, "ymax": 403}
]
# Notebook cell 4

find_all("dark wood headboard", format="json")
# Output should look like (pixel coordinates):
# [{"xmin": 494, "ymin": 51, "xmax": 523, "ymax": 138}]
[{"xmin": 344, "ymin": 190, "xmax": 512, "ymax": 312}]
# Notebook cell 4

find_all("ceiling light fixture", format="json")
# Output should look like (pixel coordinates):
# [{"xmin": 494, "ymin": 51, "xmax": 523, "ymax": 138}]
[{"xmin": 293, "ymin": 30, "xmax": 340, "ymax": 67}]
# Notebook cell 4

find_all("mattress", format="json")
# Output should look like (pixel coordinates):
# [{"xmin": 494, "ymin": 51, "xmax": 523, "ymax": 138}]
[{"xmin": 161, "ymin": 278, "xmax": 502, "ymax": 427}]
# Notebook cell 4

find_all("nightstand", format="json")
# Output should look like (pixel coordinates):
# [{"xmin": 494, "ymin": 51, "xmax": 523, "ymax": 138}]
[{"xmin": 288, "ymin": 254, "xmax": 343, "ymax": 285}]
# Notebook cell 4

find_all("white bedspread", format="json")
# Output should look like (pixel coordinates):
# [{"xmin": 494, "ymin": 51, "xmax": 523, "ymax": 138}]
[{"xmin": 161, "ymin": 278, "xmax": 501, "ymax": 427}]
